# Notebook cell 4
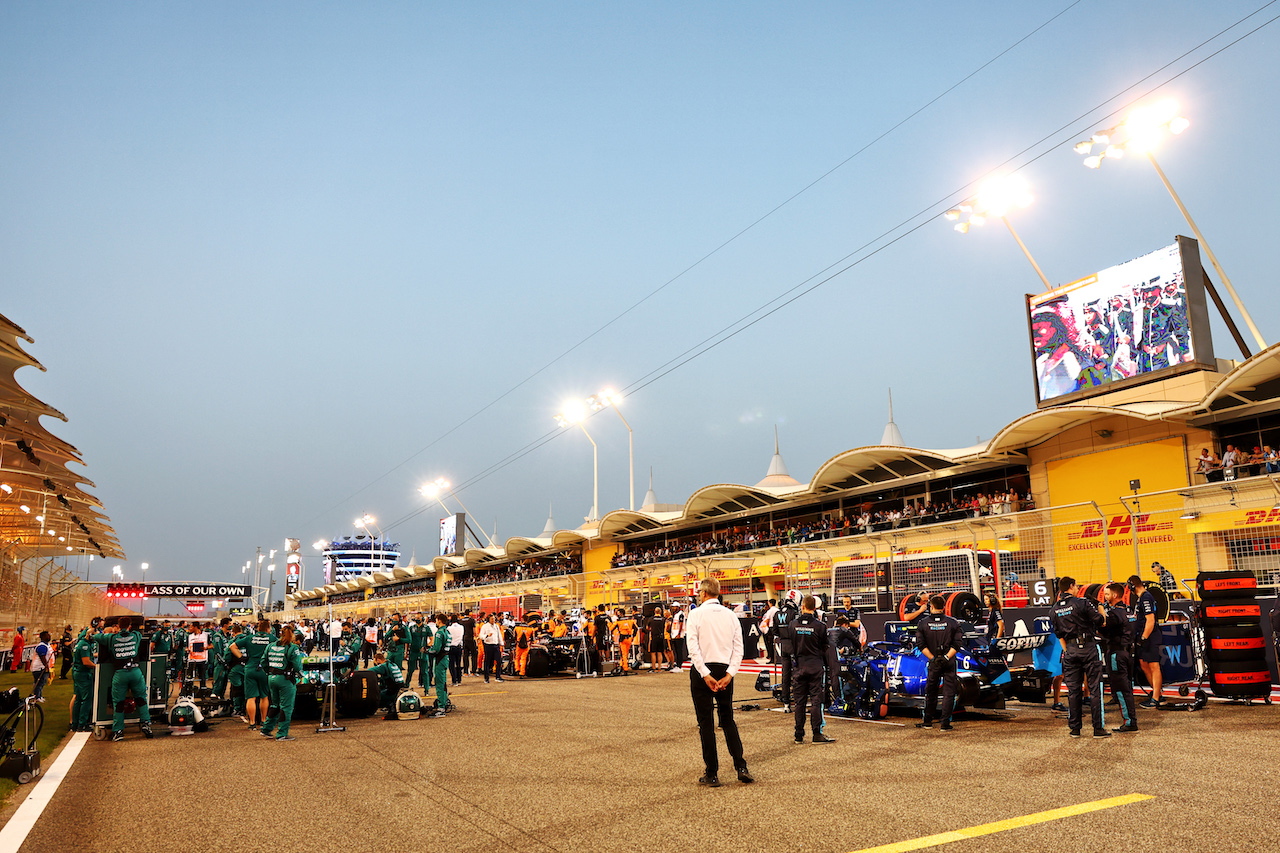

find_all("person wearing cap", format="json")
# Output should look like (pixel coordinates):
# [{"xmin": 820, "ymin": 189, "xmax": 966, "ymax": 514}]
[
  {"xmin": 1153, "ymin": 561, "xmax": 1177, "ymax": 595},
  {"xmin": 1128, "ymin": 575, "xmax": 1163, "ymax": 708}
]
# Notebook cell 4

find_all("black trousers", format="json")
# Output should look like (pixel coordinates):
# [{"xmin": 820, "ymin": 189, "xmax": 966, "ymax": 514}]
[
  {"xmin": 778, "ymin": 652, "xmax": 793, "ymax": 706},
  {"xmin": 483, "ymin": 644, "xmax": 502, "ymax": 680},
  {"xmin": 923, "ymin": 657, "xmax": 957, "ymax": 724},
  {"xmin": 1106, "ymin": 649, "xmax": 1136, "ymax": 728},
  {"xmin": 448, "ymin": 647, "xmax": 463, "ymax": 684},
  {"xmin": 464, "ymin": 643, "xmax": 479, "ymax": 674},
  {"xmin": 690, "ymin": 664, "xmax": 744, "ymax": 776},
  {"xmin": 792, "ymin": 660, "xmax": 825, "ymax": 737},
  {"xmin": 671, "ymin": 637, "xmax": 687, "ymax": 667},
  {"xmin": 1063, "ymin": 641, "xmax": 1105, "ymax": 732},
  {"xmin": 60, "ymin": 652, "xmax": 73, "ymax": 679}
]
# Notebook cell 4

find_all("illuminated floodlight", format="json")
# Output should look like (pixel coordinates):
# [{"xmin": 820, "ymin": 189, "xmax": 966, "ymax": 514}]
[
  {"xmin": 954, "ymin": 221, "xmax": 970, "ymax": 234},
  {"xmin": 1083, "ymin": 155, "xmax": 1103, "ymax": 169},
  {"xmin": 313, "ymin": 540, "xmax": 327, "ymax": 550},
  {"xmin": 975, "ymin": 174, "xmax": 1033, "ymax": 219},
  {"xmin": 556, "ymin": 400, "xmax": 587, "ymax": 426},
  {"xmin": 19, "ymin": 505, "xmax": 29, "ymax": 513},
  {"xmin": 0, "ymin": 483, "xmax": 11, "ymax": 494},
  {"xmin": 1073, "ymin": 141, "xmax": 1093, "ymax": 155}
]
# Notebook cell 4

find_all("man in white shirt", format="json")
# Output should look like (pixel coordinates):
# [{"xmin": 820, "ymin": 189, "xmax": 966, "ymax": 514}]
[
  {"xmin": 686, "ymin": 577, "xmax": 752, "ymax": 787},
  {"xmin": 327, "ymin": 617, "xmax": 343, "ymax": 654},
  {"xmin": 759, "ymin": 599, "xmax": 779, "ymax": 663},
  {"xmin": 447, "ymin": 618, "xmax": 465, "ymax": 686}
]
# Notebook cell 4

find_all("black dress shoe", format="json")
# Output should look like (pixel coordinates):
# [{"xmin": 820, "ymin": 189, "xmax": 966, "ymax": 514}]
[
  {"xmin": 813, "ymin": 734, "xmax": 837, "ymax": 744},
  {"xmin": 915, "ymin": 721, "xmax": 933, "ymax": 728},
  {"xmin": 736, "ymin": 766, "xmax": 755, "ymax": 784},
  {"xmin": 1114, "ymin": 724, "xmax": 1139, "ymax": 733},
  {"xmin": 794, "ymin": 735, "xmax": 805, "ymax": 744},
  {"xmin": 940, "ymin": 723, "xmax": 953, "ymax": 731},
  {"xmin": 1092, "ymin": 729, "xmax": 1112, "ymax": 738},
  {"xmin": 698, "ymin": 774, "xmax": 721, "ymax": 787}
]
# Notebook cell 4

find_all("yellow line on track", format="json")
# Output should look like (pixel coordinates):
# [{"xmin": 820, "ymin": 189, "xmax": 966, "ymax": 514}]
[{"xmin": 849, "ymin": 793, "xmax": 1154, "ymax": 853}]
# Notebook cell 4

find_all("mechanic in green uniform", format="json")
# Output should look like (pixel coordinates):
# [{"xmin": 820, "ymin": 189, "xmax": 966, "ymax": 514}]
[
  {"xmin": 227, "ymin": 625, "xmax": 247, "ymax": 718},
  {"xmin": 428, "ymin": 612, "xmax": 449, "ymax": 716},
  {"xmin": 405, "ymin": 613, "xmax": 427, "ymax": 688},
  {"xmin": 370, "ymin": 650, "xmax": 406, "ymax": 710},
  {"xmin": 71, "ymin": 624, "xmax": 97, "ymax": 731},
  {"xmin": 172, "ymin": 621, "xmax": 188, "ymax": 680},
  {"xmin": 211, "ymin": 617, "xmax": 233, "ymax": 698},
  {"xmin": 98, "ymin": 616, "xmax": 154, "ymax": 741},
  {"xmin": 338, "ymin": 623, "xmax": 360, "ymax": 676},
  {"xmin": 385, "ymin": 613, "xmax": 408, "ymax": 671},
  {"xmin": 229, "ymin": 619, "xmax": 273, "ymax": 730},
  {"xmin": 259, "ymin": 625, "xmax": 304, "ymax": 741}
]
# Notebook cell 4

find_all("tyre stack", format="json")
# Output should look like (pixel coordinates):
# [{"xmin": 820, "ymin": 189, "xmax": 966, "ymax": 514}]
[{"xmin": 1196, "ymin": 570, "xmax": 1272, "ymax": 699}]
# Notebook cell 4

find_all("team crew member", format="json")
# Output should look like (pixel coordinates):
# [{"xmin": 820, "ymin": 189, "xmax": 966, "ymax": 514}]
[
  {"xmin": 70, "ymin": 625, "xmax": 97, "ymax": 732},
  {"xmin": 150, "ymin": 622, "xmax": 173, "ymax": 677},
  {"xmin": 211, "ymin": 618, "xmax": 233, "ymax": 698},
  {"xmin": 406, "ymin": 614, "xmax": 428, "ymax": 688},
  {"xmin": 759, "ymin": 599, "xmax": 779, "ymax": 663},
  {"xmin": 428, "ymin": 613, "xmax": 450, "ymax": 715},
  {"xmin": 227, "ymin": 626, "xmax": 247, "ymax": 719},
  {"xmin": 647, "ymin": 606, "xmax": 668, "ymax": 672},
  {"xmin": 98, "ymin": 616, "xmax": 154, "ymax": 741},
  {"xmin": 686, "ymin": 577, "xmax": 752, "ymax": 787},
  {"xmin": 460, "ymin": 610, "xmax": 479, "ymax": 676},
  {"xmin": 447, "ymin": 616, "xmax": 465, "ymax": 685},
  {"xmin": 1129, "ymin": 576, "xmax": 1163, "ymax": 708},
  {"xmin": 513, "ymin": 615, "xmax": 537, "ymax": 677},
  {"xmin": 827, "ymin": 615, "xmax": 856, "ymax": 705},
  {"xmin": 385, "ymin": 613, "xmax": 408, "ymax": 671},
  {"xmin": 187, "ymin": 622, "xmax": 210, "ymax": 688},
  {"xmin": 479, "ymin": 613, "xmax": 506, "ymax": 683},
  {"xmin": 915, "ymin": 596, "xmax": 963, "ymax": 731},
  {"xmin": 229, "ymin": 619, "xmax": 274, "ymax": 730},
  {"xmin": 612, "ymin": 609, "xmax": 634, "ymax": 671},
  {"xmin": 370, "ymin": 651, "xmax": 406, "ymax": 710},
  {"xmin": 669, "ymin": 603, "xmax": 687, "ymax": 669},
  {"xmin": 361, "ymin": 618, "xmax": 379, "ymax": 668},
  {"xmin": 260, "ymin": 626, "xmax": 304, "ymax": 740},
  {"xmin": 983, "ymin": 592, "xmax": 1004, "ymax": 639},
  {"xmin": 1049, "ymin": 577, "xmax": 1109, "ymax": 738},
  {"xmin": 772, "ymin": 593, "xmax": 800, "ymax": 711},
  {"xmin": 1101, "ymin": 582, "xmax": 1139, "ymax": 733},
  {"xmin": 791, "ymin": 595, "xmax": 836, "ymax": 744}
]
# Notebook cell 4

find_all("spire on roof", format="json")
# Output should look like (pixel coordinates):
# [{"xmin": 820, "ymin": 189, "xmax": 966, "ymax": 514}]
[
  {"xmin": 881, "ymin": 388, "xmax": 905, "ymax": 446},
  {"xmin": 539, "ymin": 502, "xmax": 556, "ymax": 538},
  {"xmin": 756, "ymin": 426, "xmax": 801, "ymax": 489},
  {"xmin": 641, "ymin": 467, "xmax": 658, "ymax": 509}
]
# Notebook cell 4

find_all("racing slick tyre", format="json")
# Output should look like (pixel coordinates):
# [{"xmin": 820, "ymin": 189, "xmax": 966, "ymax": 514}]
[
  {"xmin": 1083, "ymin": 583, "xmax": 1105, "ymax": 604},
  {"xmin": 943, "ymin": 592, "xmax": 983, "ymax": 623},
  {"xmin": 1198, "ymin": 599, "xmax": 1263, "ymax": 628},
  {"xmin": 336, "ymin": 671, "xmax": 379, "ymax": 718},
  {"xmin": 897, "ymin": 595, "xmax": 923, "ymax": 622},
  {"xmin": 1207, "ymin": 660, "xmax": 1272, "ymax": 699},
  {"xmin": 1201, "ymin": 625, "xmax": 1269, "ymax": 662},
  {"xmin": 1196, "ymin": 570, "xmax": 1259, "ymax": 601},
  {"xmin": 1147, "ymin": 585, "xmax": 1171, "ymax": 622}
]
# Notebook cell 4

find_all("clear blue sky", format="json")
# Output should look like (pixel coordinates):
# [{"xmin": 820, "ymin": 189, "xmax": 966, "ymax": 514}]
[{"xmin": 3, "ymin": 2, "xmax": 1278, "ymax": 590}]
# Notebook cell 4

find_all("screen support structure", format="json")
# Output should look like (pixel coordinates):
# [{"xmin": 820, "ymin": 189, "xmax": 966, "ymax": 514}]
[
  {"xmin": 316, "ymin": 599, "xmax": 346, "ymax": 734},
  {"xmin": 1200, "ymin": 271, "xmax": 1252, "ymax": 360}
]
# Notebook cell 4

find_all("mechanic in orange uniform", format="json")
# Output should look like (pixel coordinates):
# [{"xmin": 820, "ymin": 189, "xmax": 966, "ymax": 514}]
[
  {"xmin": 612, "ymin": 608, "xmax": 635, "ymax": 671},
  {"xmin": 513, "ymin": 614, "xmax": 538, "ymax": 677}
]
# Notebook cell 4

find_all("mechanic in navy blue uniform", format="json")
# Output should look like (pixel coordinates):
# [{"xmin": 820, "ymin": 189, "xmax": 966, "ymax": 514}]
[
  {"xmin": 914, "ymin": 596, "xmax": 963, "ymax": 731},
  {"xmin": 1100, "ymin": 582, "xmax": 1138, "ymax": 732},
  {"xmin": 771, "ymin": 594, "xmax": 800, "ymax": 712},
  {"xmin": 1049, "ymin": 576, "xmax": 1109, "ymax": 738},
  {"xmin": 826, "ymin": 615, "xmax": 857, "ymax": 705},
  {"xmin": 1128, "ymin": 575, "xmax": 1162, "ymax": 708},
  {"xmin": 791, "ymin": 596, "xmax": 836, "ymax": 744}
]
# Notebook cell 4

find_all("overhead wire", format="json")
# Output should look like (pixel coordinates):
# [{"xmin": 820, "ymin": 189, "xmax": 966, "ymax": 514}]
[
  {"xmin": 300, "ymin": 2, "xmax": 1087, "ymax": 529},
  {"xmin": 378, "ymin": 1, "xmax": 1280, "ymax": 537}
]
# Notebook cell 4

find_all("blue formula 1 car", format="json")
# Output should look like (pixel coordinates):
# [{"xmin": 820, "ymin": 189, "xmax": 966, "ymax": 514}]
[{"xmin": 758, "ymin": 621, "xmax": 1057, "ymax": 719}]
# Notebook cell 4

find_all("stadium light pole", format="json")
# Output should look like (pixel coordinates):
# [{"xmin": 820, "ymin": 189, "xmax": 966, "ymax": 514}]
[
  {"xmin": 419, "ymin": 478, "xmax": 497, "ymax": 548},
  {"xmin": 1075, "ymin": 98, "xmax": 1266, "ymax": 352},
  {"xmin": 588, "ymin": 389, "xmax": 634, "ymax": 511},
  {"xmin": 946, "ymin": 174, "xmax": 1053, "ymax": 291},
  {"xmin": 355, "ymin": 514, "xmax": 385, "ymax": 573},
  {"xmin": 555, "ymin": 401, "xmax": 598, "ymax": 524}
]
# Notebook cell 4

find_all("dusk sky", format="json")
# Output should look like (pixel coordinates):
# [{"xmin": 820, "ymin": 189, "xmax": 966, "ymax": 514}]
[{"xmin": 3, "ymin": 3, "xmax": 1278, "ymax": 593}]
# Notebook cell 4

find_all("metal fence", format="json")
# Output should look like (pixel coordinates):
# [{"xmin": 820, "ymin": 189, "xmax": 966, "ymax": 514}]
[{"xmin": 0, "ymin": 553, "xmax": 127, "ymax": 646}]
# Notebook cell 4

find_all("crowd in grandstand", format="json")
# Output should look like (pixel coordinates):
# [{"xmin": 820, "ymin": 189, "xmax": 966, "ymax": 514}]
[
  {"xmin": 612, "ymin": 492, "xmax": 1035, "ymax": 568},
  {"xmin": 443, "ymin": 556, "xmax": 579, "ymax": 590}
]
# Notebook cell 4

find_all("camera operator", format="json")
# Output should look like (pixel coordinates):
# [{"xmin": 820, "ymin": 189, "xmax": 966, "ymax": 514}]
[{"xmin": 915, "ymin": 596, "xmax": 962, "ymax": 731}]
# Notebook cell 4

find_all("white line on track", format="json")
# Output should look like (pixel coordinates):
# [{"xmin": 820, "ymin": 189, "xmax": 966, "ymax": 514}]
[{"xmin": 0, "ymin": 731, "xmax": 89, "ymax": 853}]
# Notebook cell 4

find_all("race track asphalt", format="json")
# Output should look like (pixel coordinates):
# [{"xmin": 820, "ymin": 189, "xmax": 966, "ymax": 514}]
[{"xmin": 3, "ymin": 668, "xmax": 1275, "ymax": 853}]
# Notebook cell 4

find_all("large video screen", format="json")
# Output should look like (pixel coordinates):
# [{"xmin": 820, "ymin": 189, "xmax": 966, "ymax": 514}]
[
  {"xmin": 1027, "ymin": 238, "xmax": 1214, "ymax": 404},
  {"xmin": 439, "ymin": 513, "xmax": 464, "ymax": 557}
]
